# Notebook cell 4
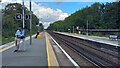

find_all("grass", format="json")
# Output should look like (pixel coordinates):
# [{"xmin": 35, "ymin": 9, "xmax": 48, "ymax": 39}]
[
  {"xmin": 1, "ymin": 30, "xmax": 39, "ymax": 45},
  {"xmin": 2, "ymin": 37, "xmax": 14, "ymax": 45}
]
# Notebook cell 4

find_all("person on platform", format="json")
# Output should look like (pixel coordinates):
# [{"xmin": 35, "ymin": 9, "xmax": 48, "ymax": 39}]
[
  {"xmin": 14, "ymin": 27, "xmax": 25, "ymax": 52},
  {"xmin": 35, "ymin": 31, "xmax": 40, "ymax": 39}
]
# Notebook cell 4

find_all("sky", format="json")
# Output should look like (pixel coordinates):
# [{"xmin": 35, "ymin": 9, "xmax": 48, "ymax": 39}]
[
  {"xmin": 36, "ymin": 2, "xmax": 96, "ymax": 14},
  {"xmin": 0, "ymin": 0, "xmax": 116, "ymax": 29}
]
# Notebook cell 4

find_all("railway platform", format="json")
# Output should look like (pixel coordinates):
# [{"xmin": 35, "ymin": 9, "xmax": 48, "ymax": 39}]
[
  {"xmin": 2, "ymin": 32, "xmax": 47, "ymax": 68},
  {"xmin": 1, "ymin": 31, "xmax": 78, "ymax": 68},
  {"xmin": 55, "ymin": 32, "xmax": 119, "ymax": 46}
]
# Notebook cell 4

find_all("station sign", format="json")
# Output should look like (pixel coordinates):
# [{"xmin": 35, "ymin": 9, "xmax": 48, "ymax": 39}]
[
  {"xmin": 25, "ymin": 14, "xmax": 30, "ymax": 20},
  {"xmin": 15, "ymin": 13, "xmax": 30, "ymax": 20},
  {"xmin": 15, "ymin": 13, "xmax": 22, "ymax": 20}
]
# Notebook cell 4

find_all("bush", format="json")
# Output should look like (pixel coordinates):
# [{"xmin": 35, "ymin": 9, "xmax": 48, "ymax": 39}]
[{"xmin": 2, "ymin": 37, "xmax": 14, "ymax": 44}]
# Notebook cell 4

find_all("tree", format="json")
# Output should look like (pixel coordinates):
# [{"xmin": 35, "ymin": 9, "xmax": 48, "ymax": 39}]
[
  {"xmin": 48, "ymin": 2, "xmax": 119, "ymax": 35},
  {"xmin": 2, "ymin": 3, "xmax": 39, "ymax": 44}
]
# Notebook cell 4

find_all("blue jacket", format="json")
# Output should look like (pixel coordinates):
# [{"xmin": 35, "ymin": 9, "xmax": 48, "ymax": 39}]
[{"xmin": 15, "ymin": 29, "xmax": 24, "ymax": 38}]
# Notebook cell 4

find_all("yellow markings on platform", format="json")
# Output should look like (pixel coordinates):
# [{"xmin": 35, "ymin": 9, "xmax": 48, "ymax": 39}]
[
  {"xmin": 0, "ymin": 44, "xmax": 15, "ymax": 52},
  {"xmin": 37, "ymin": 34, "xmax": 42, "ymax": 39},
  {"xmin": 45, "ymin": 32, "xmax": 51, "ymax": 68},
  {"xmin": 73, "ymin": 33, "xmax": 79, "ymax": 36},
  {"xmin": 0, "ymin": 36, "xmax": 31, "ymax": 53}
]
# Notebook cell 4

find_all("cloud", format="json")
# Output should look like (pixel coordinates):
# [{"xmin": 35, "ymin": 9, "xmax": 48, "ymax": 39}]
[
  {"xmin": 1, "ymin": 0, "xmax": 69, "ymax": 29},
  {"xmin": 1, "ymin": 0, "xmax": 115, "ymax": 29},
  {"xmin": 112, "ymin": 0, "xmax": 120, "ymax": 2},
  {"xmin": 29, "ymin": 0, "xmax": 114, "ymax": 2},
  {"xmin": 26, "ymin": 2, "xmax": 69, "ymax": 29},
  {"xmin": 2, "ymin": 0, "xmax": 114, "ymax": 2}
]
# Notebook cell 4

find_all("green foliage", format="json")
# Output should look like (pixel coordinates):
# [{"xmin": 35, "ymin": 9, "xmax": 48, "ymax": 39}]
[
  {"xmin": 2, "ymin": 3, "xmax": 39, "ymax": 44},
  {"xmin": 48, "ymin": 2, "xmax": 120, "ymax": 33},
  {"xmin": 116, "ymin": 32, "xmax": 120, "ymax": 39},
  {"xmin": 2, "ymin": 37, "xmax": 14, "ymax": 44}
]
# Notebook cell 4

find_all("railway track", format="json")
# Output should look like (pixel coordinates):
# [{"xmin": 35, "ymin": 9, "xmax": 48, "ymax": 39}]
[{"xmin": 48, "ymin": 31, "xmax": 119, "ymax": 68}]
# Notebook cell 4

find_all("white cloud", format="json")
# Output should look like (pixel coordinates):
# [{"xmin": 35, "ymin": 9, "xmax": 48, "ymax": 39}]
[
  {"xmin": 1, "ymin": 0, "xmax": 69, "ymax": 29},
  {"xmin": 1, "ymin": 0, "xmax": 115, "ymax": 28},
  {"xmin": 1, "ymin": 0, "xmax": 21, "ymax": 3},
  {"xmin": 28, "ymin": 2, "xmax": 68, "ymax": 29},
  {"xmin": 26, "ymin": 0, "xmax": 114, "ymax": 2},
  {"xmin": 1, "ymin": 0, "xmax": 115, "ymax": 3}
]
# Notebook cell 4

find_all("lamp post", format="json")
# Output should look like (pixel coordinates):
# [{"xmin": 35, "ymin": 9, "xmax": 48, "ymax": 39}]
[
  {"xmin": 30, "ymin": 0, "xmax": 32, "ymax": 45},
  {"xmin": 73, "ymin": 26, "xmax": 74, "ymax": 33},
  {"xmin": 22, "ymin": 0, "xmax": 26, "ymax": 51},
  {"xmin": 22, "ymin": 0, "xmax": 25, "ymax": 29},
  {"xmin": 86, "ymin": 20, "xmax": 88, "ymax": 36}
]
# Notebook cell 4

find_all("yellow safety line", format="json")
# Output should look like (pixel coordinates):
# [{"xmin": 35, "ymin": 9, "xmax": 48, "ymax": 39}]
[
  {"xmin": 0, "ymin": 44, "xmax": 15, "ymax": 52},
  {"xmin": 0, "ymin": 36, "xmax": 31, "ymax": 53},
  {"xmin": 45, "ymin": 32, "xmax": 51, "ymax": 68}
]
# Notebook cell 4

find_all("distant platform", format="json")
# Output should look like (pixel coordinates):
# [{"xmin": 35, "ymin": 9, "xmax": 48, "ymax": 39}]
[{"xmin": 55, "ymin": 32, "xmax": 119, "ymax": 47}]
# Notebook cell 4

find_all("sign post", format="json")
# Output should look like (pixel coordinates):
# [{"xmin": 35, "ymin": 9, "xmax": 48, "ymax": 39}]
[
  {"xmin": 30, "ymin": 0, "xmax": 32, "ymax": 45},
  {"xmin": 22, "ymin": 0, "xmax": 26, "ymax": 51},
  {"xmin": 22, "ymin": 0, "xmax": 25, "ymax": 29}
]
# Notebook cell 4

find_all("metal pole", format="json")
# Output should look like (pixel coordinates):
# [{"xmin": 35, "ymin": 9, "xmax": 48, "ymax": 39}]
[
  {"xmin": 70, "ymin": 26, "xmax": 71, "ymax": 33},
  {"xmin": 86, "ymin": 20, "xmax": 88, "ymax": 36},
  {"xmin": 22, "ymin": 0, "xmax": 25, "ymax": 29},
  {"xmin": 30, "ymin": 0, "xmax": 32, "ymax": 45},
  {"xmin": 22, "ymin": 0, "xmax": 26, "ymax": 51},
  {"xmin": 73, "ymin": 26, "xmax": 74, "ymax": 33}
]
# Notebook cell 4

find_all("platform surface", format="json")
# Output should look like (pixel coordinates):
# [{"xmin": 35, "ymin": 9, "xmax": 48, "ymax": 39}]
[{"xmin": 2, "ymin": 32, "xmax": 47, "ymax": 67}]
